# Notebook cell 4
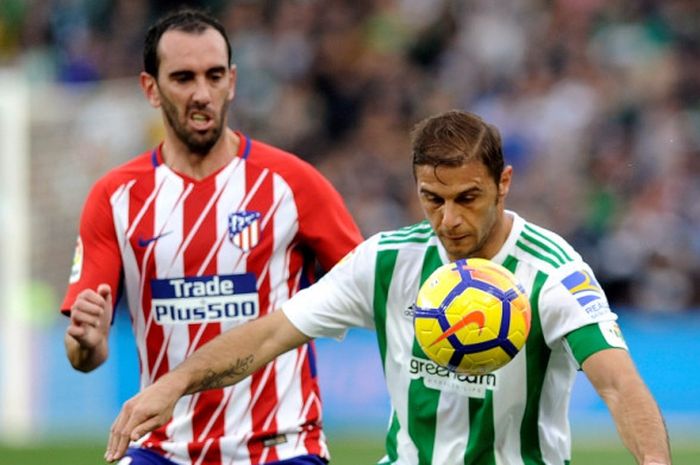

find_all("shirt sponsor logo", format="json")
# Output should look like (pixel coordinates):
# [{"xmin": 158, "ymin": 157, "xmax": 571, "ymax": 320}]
[
  {"xmin": 69, "ymin": 236, "xmax": 83, "ymax": 284},
  {"xmin": 409, "ymin": 356, "xmax": 497, "ymax": 398},
  {"xmin": 151, "ymin": 273, "xmax": 259, "ymax": 325},
  {"xmin": 228, "ymin": 211, "xmax": 261, "ymax": 252},
  {"xmin": 561, "ymin": 270, "xmax": 610, "ymax": 317}
]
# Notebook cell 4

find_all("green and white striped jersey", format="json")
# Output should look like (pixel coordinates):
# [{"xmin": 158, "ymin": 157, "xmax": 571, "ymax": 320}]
[{"xmin": 283, "ymin": 211, "xmax": 627, "ymax": 465}]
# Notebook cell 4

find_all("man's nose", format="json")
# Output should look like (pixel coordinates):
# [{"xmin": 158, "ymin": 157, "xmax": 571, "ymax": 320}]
[
  {"xmin": 441, "ymin": 202, "xmax": 462, "ymax": 229},
  {"xmin": 191, "ymin": 77, "xmax": 212, "ymax": 104}
]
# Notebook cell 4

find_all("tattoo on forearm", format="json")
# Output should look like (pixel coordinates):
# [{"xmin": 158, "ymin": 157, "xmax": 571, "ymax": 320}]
[{"xmin": 198, "ymin": 354, "xmax": 255, "ymax": 391}]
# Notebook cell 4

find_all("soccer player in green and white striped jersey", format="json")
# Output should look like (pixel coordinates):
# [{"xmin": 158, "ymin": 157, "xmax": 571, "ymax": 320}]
[{"xmin": 106, "ymin": 111, "xmax": 671, "ymax": 465}]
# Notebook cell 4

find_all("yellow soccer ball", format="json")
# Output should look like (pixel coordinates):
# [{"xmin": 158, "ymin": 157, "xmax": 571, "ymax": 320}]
[{"xmin": 413, "ymin": 258, "xmax": 531, "ymax": 374}]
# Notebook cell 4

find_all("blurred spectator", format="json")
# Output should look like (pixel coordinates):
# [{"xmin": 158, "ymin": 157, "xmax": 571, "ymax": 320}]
[{"xmin": 3, "ymin": 0, "xmax": 700, "ymax": 311}]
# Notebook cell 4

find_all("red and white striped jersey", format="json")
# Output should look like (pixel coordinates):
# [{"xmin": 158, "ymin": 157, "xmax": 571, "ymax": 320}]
[{"xmin": 61, "ymin": 132, "xmax": 362, "ymax": 465}]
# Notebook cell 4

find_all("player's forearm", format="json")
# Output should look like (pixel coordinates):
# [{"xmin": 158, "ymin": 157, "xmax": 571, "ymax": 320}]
[
  {"xmin": 584, "ymin": 350, "xmax": 671, "ymax": 465},
  {"xmin": 102, "ymin": 313, "xmax": 310, "ymax": 463},
  {"xmin": 174, "ymin": 310, "xmax": 311, "ymax": 395},
  {"xmin": 64, "ymin": 333, "xmax": 108, "ymax": 372},
  {"xmin": 602, "ymin": 374, "xmax": 670, "ymax": 464}
]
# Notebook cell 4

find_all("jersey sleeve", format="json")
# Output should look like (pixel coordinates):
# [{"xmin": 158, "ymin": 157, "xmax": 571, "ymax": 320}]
[
  {"xmin": 537, "ymin": 261, "xmax": 627, "ymax": 364},
  {"xmin": 60, "ymin": 178, "xmax": 122, "ymax": 315},
  {"xmin": 292, "ymin": 162, "xmax": 363, "ymax": 271},
  {"xmin": 564, "ymin": 320, "xmax": 628, "ymax": 366},
  {"xmin": 282, "ymin": 234, "xmax": 379, "ymax": 340}
]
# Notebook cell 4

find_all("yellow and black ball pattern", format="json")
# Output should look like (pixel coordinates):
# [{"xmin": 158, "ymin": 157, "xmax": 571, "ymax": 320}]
[{"xmin": 413, "ymin": 258, "xmax": 531, "ymax": 375}]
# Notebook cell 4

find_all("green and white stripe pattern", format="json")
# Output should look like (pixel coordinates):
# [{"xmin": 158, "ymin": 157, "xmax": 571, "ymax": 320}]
[{"xmin": 283, "ymin": 211, "xmax": 626, "ymax": 465}]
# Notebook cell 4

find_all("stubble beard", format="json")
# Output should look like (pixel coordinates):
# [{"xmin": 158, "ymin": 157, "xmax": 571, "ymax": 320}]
[
  {"xmin": 161, "ymin": 94, "xmax": 229, "ymax": 156},
  {"xmin": 445, "ymin": 199, "xmax": 500, "ymax": 261}
]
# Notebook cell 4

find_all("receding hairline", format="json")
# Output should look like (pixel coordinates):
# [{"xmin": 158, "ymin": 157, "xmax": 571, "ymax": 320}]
[
  {"xmin": 155, "ymin": 27, "xmax": 231, "ymax": 74},
  {"xmin": 143, "ymin": 8, "xmax": 232, "ymax": 77}
]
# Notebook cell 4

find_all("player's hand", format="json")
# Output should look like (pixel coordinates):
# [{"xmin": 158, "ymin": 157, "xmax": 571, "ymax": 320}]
[
  {"xmin": 105, "ymin": 372, "xmax": 186, "ymax": 462},
  {"xmin": 66, "ymin": 284, "xmax": 113, "ymax": 349}
]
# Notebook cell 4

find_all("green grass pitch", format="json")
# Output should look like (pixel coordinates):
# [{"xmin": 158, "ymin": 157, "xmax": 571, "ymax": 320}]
[{"xmin": 0, "ymin": 438, "xmax": 696, "ymax": 464}]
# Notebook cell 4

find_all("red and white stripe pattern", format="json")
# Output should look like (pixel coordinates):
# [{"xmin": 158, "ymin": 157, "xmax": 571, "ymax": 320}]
[{"xmin": 62, "ymin": 135, "xmax": 361, "ymax": 465}]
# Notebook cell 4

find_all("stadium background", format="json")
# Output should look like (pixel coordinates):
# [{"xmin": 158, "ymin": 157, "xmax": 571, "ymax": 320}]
[{"xmin": 0, "ymin": 0, "xmax": 698, "ymax": 463}]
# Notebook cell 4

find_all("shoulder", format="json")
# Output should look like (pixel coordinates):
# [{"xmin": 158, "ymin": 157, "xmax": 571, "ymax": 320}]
[
  {"xmin": 351, "ymin": 224, "xmax": 440, "ymax": 291},
  {"xmin": 85, "ymin": 150, "xmax": 155, "ymax": 201},
  {"xmin": 245, "ymin": 137, "xmax": 324, "ymax": 182},
  {"xmin": 244, "ymin": 136, "xmax": 349, "ymax": 213},
  {"xmin": 334, "ymin": 226, "xmax": 428, "ymax": 274},
  {"xmin": 507, "ymin": 215, "xmax": 610, "ymax": 312},
  {"xmin": 376, "ymin": 221, "xmax": 435, "ymax": 248},
  {"xmin": 508, "ymin": 215, "xmax": 584, "ymax": 275},
  {"xmin": 342, "ymin": 224, "xmax": 431, "ymax": 263},
  {"xmin": 370, "ymin": 221, "xmax": 441, "ymax": 265},
  {"xmin": 91, "ymin": 150, "xmax": 155, "ymax": 192}
]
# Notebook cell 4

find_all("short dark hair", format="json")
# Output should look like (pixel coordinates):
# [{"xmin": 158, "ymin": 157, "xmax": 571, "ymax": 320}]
[
  {"xmin": 411, "ymin": 110, "xmax": 504, "ymax": 184},
  {"xmin": 143, "ymin": 8, "xmax": 232, "ymax": 78}
]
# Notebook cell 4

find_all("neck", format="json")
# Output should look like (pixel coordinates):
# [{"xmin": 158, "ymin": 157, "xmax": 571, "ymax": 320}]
[
  {"xmin": 484, "ymin": 210, "xmax": 513, "ymax": 259},
  {"xmin": 162, "ymin": 129, "xmax": 240, "ymax": 180},
  {"xmin": 468, "ymin": 209, "xmax": 513, "ymax": 261}
]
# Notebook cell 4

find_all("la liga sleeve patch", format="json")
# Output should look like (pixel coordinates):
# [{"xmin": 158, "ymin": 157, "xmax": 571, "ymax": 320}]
[
  {"xmin": 69, "ymin": 236, "xmax": 83, "ymax": 284},
  {"xmin": 566, "ymin": 320, "xmax": 628, "ymax": 366}
]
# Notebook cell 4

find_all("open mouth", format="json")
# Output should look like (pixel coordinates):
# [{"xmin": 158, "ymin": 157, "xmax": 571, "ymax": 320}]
[{"xmin": 189, "ymin": 111, "xmax": 214, "ymax": 131}]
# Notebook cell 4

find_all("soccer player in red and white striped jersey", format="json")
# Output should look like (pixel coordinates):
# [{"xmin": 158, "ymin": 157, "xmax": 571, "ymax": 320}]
[{"xmin": 62, "ymin": 9, "xmax": 361, "ymax": 465}]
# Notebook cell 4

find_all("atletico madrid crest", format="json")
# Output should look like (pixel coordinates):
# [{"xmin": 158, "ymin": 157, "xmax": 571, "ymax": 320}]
[{"xmin": 228, "ymin": 211, "xmax": 261, "ymax": 251}]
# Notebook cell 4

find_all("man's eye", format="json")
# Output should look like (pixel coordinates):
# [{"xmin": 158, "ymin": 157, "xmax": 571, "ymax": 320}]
[{"xmin": 208, "ymin": 69, "xmax": 229, "ymax": 82}]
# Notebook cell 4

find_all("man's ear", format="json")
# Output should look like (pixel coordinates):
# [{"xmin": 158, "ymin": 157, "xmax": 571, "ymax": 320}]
[
  {"xmin": 498, "ymin": 165, "xmax": 513, "ymax": 201},
  {"xmin": 140, "ymin": 72, "xmax": 161, "ymax": 108},
  {"xmin": 227, "ymin": 64, "xmax": 237, "ymax": 102}
]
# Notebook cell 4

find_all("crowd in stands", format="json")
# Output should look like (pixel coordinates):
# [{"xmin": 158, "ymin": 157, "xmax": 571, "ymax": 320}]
[{"xmin": 1, "ymin": 0, "xmax": 699, "ymax": 310}]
